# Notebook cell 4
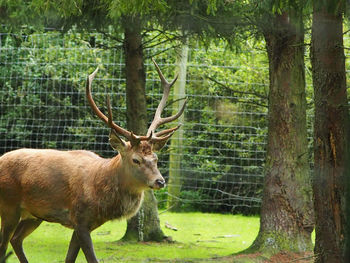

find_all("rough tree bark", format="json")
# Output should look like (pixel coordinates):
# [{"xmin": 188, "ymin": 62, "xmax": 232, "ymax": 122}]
[
  {"xmin": 167, "ymin": 42, "xmax": 188, "ymax": 211},
  {"xmin": 311, "ymin": 1, "xmax": 350, "ymax": 262},
  {"xmin": 121, "ymin": 15, "xmax": 165, "ymax": 242},
  {"xmin": 249, "ymin": 10, "xmax": 314, "ymax": 253}
]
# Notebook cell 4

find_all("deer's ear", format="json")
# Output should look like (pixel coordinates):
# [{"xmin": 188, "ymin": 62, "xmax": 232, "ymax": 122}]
[
  {"xmin": 152, "ymin": 137, "xmax": 171, "ymax": 152},
  {"xmin": 109, "ymin": 130, "xmax": 127, "ymax": 153}
]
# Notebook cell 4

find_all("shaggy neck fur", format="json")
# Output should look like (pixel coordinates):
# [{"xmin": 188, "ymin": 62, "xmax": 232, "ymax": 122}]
[{"xmin": 93, "ymin": 155, "xmax": 144, "ymax": 223}]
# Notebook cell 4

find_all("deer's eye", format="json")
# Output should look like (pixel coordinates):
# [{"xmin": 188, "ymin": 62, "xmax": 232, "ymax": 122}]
[{"xmin": 132, "ymin": 158, "xmax": 141, "ymax": 165}]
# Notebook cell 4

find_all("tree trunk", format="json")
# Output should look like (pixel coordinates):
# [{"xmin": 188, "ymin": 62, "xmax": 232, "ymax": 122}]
[
  {"xmin": 311, "ymin": 1, "xmax": 350, "ymax": 262},
  {"xmin": 167, "ymin": 41, "xmax": 188, "ymax": 211},
  {"xmin": 249, "ymin": 11, "xmax": 314, "ymax": 253},
  {"xmin": 121, "ymin": 15, "xmax": 165, "ymax": 242}
]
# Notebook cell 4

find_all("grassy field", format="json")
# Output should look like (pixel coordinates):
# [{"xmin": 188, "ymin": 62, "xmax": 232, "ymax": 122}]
[{"xmin": 5, "ymin": 212, "xmax": 260, "ymax": 263}]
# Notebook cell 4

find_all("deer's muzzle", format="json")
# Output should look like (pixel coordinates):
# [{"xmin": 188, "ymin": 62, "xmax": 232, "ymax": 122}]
[{"xmin": 152, "ymin": 178, "xmax": 166, "ymax": 189}]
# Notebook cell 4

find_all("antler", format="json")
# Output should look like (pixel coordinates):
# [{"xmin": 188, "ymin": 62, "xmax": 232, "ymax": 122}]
[
  {"xmin": 86, "ymin": 60, "xmax": 186, "ymax": 147},
  {"xmin": 86, "ymin": 67, "xmax": 150, "ymax": 144},
  {"xmin": 147, "ymin": 58, "xmax": 187, "ymax": 139}
]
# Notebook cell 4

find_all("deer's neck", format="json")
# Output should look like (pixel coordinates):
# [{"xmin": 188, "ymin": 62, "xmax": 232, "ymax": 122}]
[{"xmin": 93, "ymin": 155, "xmax": 144, "ymax": 221}]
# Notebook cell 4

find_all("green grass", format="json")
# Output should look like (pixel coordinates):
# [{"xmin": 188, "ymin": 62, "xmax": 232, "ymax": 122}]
[{"xmin": 6, "ymin": 212, "xmax": 259, "ymax": 263}]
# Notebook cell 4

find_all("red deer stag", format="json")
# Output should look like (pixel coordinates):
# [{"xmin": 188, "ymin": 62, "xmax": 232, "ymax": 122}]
[{"xmin": 0, "ymin": 59, "xmax": 186, "ymax": 263}]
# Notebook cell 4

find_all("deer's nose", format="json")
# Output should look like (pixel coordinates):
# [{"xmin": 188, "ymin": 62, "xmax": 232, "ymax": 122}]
[{"xmin": 155, "ymin": 179, "xmax": 166, "ymax": 189}]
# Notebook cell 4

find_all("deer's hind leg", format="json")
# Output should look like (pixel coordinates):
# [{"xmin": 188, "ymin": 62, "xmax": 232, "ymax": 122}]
[
  {"xmin": 0, "ymin": 206, "xmax": 20, "ymax": 260},
  {"xmin": 10, "ymin": 218, "xmax": 42, "ymax": 263}
]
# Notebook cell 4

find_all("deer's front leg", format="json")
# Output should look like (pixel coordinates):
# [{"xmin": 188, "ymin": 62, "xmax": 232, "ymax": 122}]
[
  {"xmin": 65, "ymin": 231, "xmax": 81, "ymax": 263},
  {"xmin": 74, "ymin": 227, "xmax": 98, "ymax": 263}
]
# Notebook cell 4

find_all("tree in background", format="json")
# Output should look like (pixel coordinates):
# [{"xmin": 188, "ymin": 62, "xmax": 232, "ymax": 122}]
[
  {"xmin": 164, "ymin": 0, "xmax": 313, "ymax": 253},
  {"xmin": 311, "ymin": 0, "xmax": 350, "ymax": 262},
  {"xmin": 249, "ymin": 1, "xmax": 314, "ymax": 253},
  {"xmin": 120, "ymin": 13, "xmax": 164, "ymax": 242},
  {"xmin": 106, "ymin": 2, "xmax": 171, "ymax": 242},
  {"xmin": 119, "ymin": 13, "xmax": 162, "ymax": 241}
]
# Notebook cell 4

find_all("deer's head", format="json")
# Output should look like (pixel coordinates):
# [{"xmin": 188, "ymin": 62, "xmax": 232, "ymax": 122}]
[{"xmin": 86, "ymin": 59, "xmax": 186, "ymax": 190}]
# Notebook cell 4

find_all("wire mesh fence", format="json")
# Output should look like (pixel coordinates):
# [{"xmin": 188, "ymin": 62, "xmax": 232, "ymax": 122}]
[{"xmin": 0, "ymin": 30, "xmax": 269, "ymax": 213}]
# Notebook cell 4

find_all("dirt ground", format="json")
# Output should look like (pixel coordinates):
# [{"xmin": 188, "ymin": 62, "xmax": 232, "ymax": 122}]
[
  {"xmin": 150, "ymin": 251, "xmax": 315, "ymax": 263},
  {"xmin": 200, "ymin": 251, "xmax": 315, "ymax": 263}
]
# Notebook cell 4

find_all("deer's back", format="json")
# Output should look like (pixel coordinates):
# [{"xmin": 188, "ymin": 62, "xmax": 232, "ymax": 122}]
[{"xmin": 0, "ymin": 148, "xmax": 104, "ymax": 227}]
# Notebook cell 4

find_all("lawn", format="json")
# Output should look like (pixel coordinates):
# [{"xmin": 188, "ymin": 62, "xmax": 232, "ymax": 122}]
[{"xmin": 5, "ymin": 212, "xmax": 260, "ymax": 263}]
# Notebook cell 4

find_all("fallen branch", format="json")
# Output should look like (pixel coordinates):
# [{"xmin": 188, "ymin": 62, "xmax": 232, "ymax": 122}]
[{"xmin": 165, "ymin": 221, "xmax": 178, "ymax": 231}]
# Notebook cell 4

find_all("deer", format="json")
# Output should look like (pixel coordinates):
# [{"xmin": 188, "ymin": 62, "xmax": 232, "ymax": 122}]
[{"xmin": 0, "ymin": 59, "xmax": 186, "ymax": 263}]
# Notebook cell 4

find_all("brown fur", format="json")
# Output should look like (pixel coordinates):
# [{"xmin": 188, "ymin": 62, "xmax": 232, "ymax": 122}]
[{"xmin": 0, "ymin": 149, "xmax": 145, "ymax": 227}]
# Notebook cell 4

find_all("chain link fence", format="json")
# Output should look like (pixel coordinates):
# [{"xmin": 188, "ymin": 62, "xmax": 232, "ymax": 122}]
[{"xmin": 0, "ymin": 30, "xmax": 269, "ymax": 213}]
